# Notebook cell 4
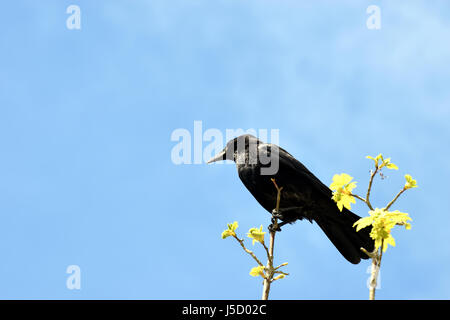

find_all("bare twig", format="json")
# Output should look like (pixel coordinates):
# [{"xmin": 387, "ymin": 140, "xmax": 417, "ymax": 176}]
[
  {"xmin": 274, "ymin": 262, "xmax": 288, "ymax": 270},
  {"xmin": 262, "ymin": 231, "xmax": 275, "ymax": 299},
  {"xmin": 233, "ymin": 236, "xmax": 265, "ymax": 268},
  {"xmin": 360, "ymin": 247, "xmax": 377, "ymax": 259},
  {"xmin": 384, "ymin": 187, "xmax": 407, "ymax": 211},
  {"xmin": 262, "ymin": 179, "xmax": 284, "ymax": 300},
  {"xmin": 274, "ymin": 270, "xmax": 289, "ymax": 275},
  {"xmin": 350, "ymin": 193, "xmax": 367, "ymax": 203},
  {"xmin": 365, "ymin": 168, "xmax": 378, "ymax": 211}
]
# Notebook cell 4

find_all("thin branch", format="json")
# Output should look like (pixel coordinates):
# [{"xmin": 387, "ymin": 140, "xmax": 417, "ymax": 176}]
[
  {"xmin": 233, "ymin": 236, "xmax": 265, "ymax": 267},
  {"xmin": 262, "ymin": 179, "xmax": 284, "ymax": 300},
  {"xmin": 350, "ymin": 193, "xmax": 367, "ymax": 203},
  {"xmin": 365, "ymin": 168, "xmax": 378, "ymax": 211},
  {"xmin": 273, "ymin": 270, "xmax": 289, "ymax": 276},
  {"xmin": 261, "ymin": 242, "xmax": 272, "ymax": 267},
  {"xmin": 274, "ymin": 262, "xmax": 288, "ymax": 270},
  {"xmin": 360, "ymin": 247, "xmax": 377, "ymax": 259},
  {"xmin": 262, "ymin": 231, "xmax": 275, "ymax": 300},
  {"xmin": 384, "ymin": 187, "xmax": 407, "ymax": 211}
]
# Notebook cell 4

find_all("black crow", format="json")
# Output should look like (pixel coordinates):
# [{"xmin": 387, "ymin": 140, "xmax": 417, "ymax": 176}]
[{"xmin": 208, "ymin": 134, "xmax": 374, "ymax": 264}]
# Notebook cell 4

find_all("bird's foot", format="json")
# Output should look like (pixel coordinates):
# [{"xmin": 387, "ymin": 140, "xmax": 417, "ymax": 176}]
[
  {"xmin": 270, "ymin": 209, "xmax": 284, "ymax": 232},
  {"xmin": 269, "ymin": 209, "xmax": 291, "ymax": 233},
  {"xmin": 268, "ymin": 222, "xmax": 282, "ymax": 233},
  {"xmin": 271, "ymin": 209, "xmax": 285, "ymax": 220}
]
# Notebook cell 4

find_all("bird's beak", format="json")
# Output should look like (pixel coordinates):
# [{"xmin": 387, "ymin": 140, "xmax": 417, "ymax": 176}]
[{"xmin": 207, "ymin": 149, "xmax": 226, "ymax": 164}]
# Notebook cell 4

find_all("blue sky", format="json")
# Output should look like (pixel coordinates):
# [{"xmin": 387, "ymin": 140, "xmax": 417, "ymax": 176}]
[{"xmin": 0, "ymin": 0, "xmax": 449, "ymax": 299}]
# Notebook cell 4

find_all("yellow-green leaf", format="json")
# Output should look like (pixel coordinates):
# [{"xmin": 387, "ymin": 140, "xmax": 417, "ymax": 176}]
[
  {"xmin": 404, "ymin": 174, "xmax": 418, "ymax": 189},
  {"xmin": 357, "ymin": 208, "xmax": 412, "ymax": 253},
  {"xmin": 353, "ymin": 216, "xmax": 374, "ymax": 232},
  {"xmin": 330, "ymin": 173, "xmax": 354, "ymax": 191},
  {"xmin": 273, "ymin": 274, "xmax": 286, "ymax": 281},
  {"xmin": 386, "ymin": 234, "xmax": 396, "ymax": 247},
  {"xmin": 332, "ymin": 191, "xmax": 356, "ymax": 212},
  {"xmin": 385, "ymin": 162, "xmax": 399, "ymax": 170},
  {"xmin": 247, "ymin": 225, "xmax": 266, "ymax": 245},
  {"xmin": 366, "ymin": 154, "xmax": 383, "ymax": 167},
  {"xmin": 221, "ymin": 229, "xmax": 235, "ymax": 239},
  {"xmin": 222, "ymin": 221, "xmax": 239, "ymax": 239},
  {"xmin": 227, "ymin": 221, "xmax": 239, "ymax": 231},
  {"xmin": 249, "ymin": 266, "xmax": 265, "ymax": 278},
  {"xmin": 330, "ymin": 174, "xmax": 357, "ymax": 212}
]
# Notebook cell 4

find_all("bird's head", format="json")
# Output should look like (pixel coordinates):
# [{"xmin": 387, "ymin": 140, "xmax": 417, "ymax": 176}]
[{"xmin": 207, "ymin": 134, "xmax": 260, "ymax": 164}]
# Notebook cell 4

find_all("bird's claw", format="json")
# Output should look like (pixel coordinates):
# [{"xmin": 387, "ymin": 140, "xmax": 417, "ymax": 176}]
[
  {"xmin": 268, "ymin": 223, "xmax": 281, "ymax": 233},
  {"xmin": 271, "ymin": 209, "xmax": 284, "ymax": 220},
  {"xmin": 270, "ymin": 209, "xmax": 284, "ymax": 232},
  {"xmin": 268, "ymin": 215, "xmax": 283, "ymax": 232}
]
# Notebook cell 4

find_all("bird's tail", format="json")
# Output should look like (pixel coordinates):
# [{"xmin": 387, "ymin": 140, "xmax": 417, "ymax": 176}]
[{"xmin": 315, "ymin": 208, "xmax": 374, "ymax": 264}]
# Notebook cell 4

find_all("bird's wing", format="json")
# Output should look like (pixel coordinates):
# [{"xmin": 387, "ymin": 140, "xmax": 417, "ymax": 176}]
[{"xmin": 266, "ymin": 143, "xmax": 333, "ymax": 199}]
